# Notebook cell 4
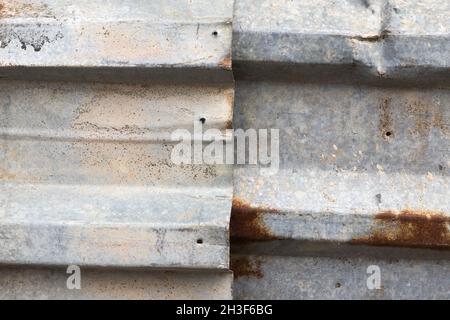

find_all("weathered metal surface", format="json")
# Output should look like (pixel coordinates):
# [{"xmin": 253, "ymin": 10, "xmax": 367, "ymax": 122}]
[
  {"xmin": 231, "ymin": 0, "xmax": 450, "ymax": 299},
  {"xmin": 232, "ymin": 253, "xmax": 450, "ymax": 300},
  {"xmin": 0, "ymin": 0, "xmax": 233, "ymax": 83},
  {"xmin": 0, "ymin": 266, "xmax": 232, "ymax": 300},
  {"xmin": 232, "ymin": 81, "xmax": 449, "ymax": 248},
  {"xmin": 233, "ymin": 0, "xmax": 450, "ymax": 86},
  {"xmin": 0, "ymin": 2, "xmax": 235, "ymax": 302}
]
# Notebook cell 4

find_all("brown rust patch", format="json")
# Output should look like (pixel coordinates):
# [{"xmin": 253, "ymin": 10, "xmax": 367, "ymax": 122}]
[
  {"xmin": 219, "ymin": 54, "xmax": 232, "ymax": 70},
  {"xmin": 231, "ymin": 256, "xmax": 263, "ymax": 279},
  {"xmin": 225, "ymin": 119, "xmax": 233, "ymax": 130},
  {"xmin": 0, "ymin": 2, "xmax": 53, "ymax": 19},
  {"xmin": 224, "ymin": 89, "xmax": 234, "ymax": 129},
  {"xmin": 406, "ymin": 100, "xmax": 449, "ymax": 137},
  {"xmin": 230, "ymin": 198, "xmax": 279, "ymax": 241},
  {"xmin": 379, "ymin": 97, "xmax": 394, "ymax": 139},
  {"xmin": 353, "ymin": 210, "xmax": 450, "ymax": 249}
]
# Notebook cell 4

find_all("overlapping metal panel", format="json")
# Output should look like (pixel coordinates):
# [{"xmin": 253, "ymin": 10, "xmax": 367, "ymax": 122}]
[
  {"xmin": 0, "ymin": 0, "xmax": 449, "ymax": 300},
  {"xmin": 231, "ymin": 0, "xmax": 450, "ymax": 299},
  {"xmin": 0, "ymin": 0, "xmax": 234, "ymax": 299}
]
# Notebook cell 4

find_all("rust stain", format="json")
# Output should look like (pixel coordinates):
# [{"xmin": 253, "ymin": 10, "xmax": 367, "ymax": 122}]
[
  {"xmin": 231, "ymin": 256, "xmax": 263, "ymax": 279},
  {"xmin": 230, "ymin": 197, "xmax": 279, "ymax": 241},
  {"xmin": 407, "ymin": 100, "xmax": 449, "ymax": 137},
  {"xmin": 351, "ymin": 30, "xmax": 391, "ymax": 43},
  {"xmin": 379, "ymin": 97, "xmax": 394, "ymax": 139},
  {"xmin": 225, "ymin": 119, "xmax": 233, "ymax": 130},
  {"xmin": 353, "ymin": 210, "xmax": 450, "ymax": 249},
  {"xmin": 219, "ymin": 54, "xmax": 232, "ymax": 70}
]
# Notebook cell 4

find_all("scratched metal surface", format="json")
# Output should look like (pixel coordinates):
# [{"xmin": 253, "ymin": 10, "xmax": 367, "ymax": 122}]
[
  {"xmin": 0, "ymin": 0, "xmax": 234, "ymax": 299},
  {"xmin": 231, "ymin": 0, "xmax": 450, "ymax": 299}
]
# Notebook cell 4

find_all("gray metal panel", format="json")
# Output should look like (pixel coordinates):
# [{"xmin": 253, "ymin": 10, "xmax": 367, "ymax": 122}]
[
  {"xmin": 232, "ymin": 253, "xmax": 450, "ymax": 300},
  {"xmin": 231, "ymin": 0, "xmax": 450, "ymax": 299},
  {"xmin": 232, "ymin": 81, "xmax": 449, "ymax": 247},
  {"xmin": 0, "ymin": 0, "xmax": 235, "ymax": 275},
  {"xmin": 233, "ymin": 0, "xmax": 450, "ymax": 86},
  {"xmin": 0, "ymin": 266, "xmax": 232, "ymax": 300},
  {"xmin": 0, "ymin": 0, "xmax": 233, "ymax": 83}
]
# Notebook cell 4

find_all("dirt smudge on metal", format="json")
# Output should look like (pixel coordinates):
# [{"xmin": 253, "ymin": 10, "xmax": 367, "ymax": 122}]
[
  {"xmin": 407, "ymin": 100, "xmax": 449, "ymax": 137},
  {"xmin": 353, "ymin": 210, "xmax": 450, "ymax": 249},
  {"xmin": 0, "ymin": 1, "xmax": 54, "ymax": 19},
  {"xmin": 230, "ymin": 197, "xmax": 279, "ymax": 241},
  {"xmin": 379, "ymin": 97, "xmax": 394, "ymax": 139},
  {"xmin": 231, "ymin": 256, "xmax": 263, "ymax": 279}
]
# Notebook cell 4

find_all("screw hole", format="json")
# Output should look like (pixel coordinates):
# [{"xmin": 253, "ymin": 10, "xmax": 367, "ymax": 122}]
[
  {"xmin": 385, "ymin": 131, "xmax": 392, "ymax": 137},
  {"xmin": 196, "ymin": 239, "xmax": 203, "ymax": 244},
  {"xmin": 199, "ymin": 117, "xmax": 206, "ymax": 124},
  {"xmin": 212, "ymin": 31, "xmax": 218, "ymax": 37},
  {"xmin": 335, "ymin": 282, "xmax": 342, "ymax": 288}
]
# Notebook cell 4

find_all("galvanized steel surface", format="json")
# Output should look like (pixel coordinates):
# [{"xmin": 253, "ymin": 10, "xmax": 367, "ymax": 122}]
[
  {"xmin": 231, "ymin": 0, "xmax": 449, "ymax": 299},
  {"xmin": 0, "ymin": 0, "xmax": 235, "ymax": 299},
  {"xmin": 0, "ymin": 266, "xmax": 233, "ymax": 300},
  {"xmin": 0, "ymin": 0, "xmax": 449, "ymax": 300}
]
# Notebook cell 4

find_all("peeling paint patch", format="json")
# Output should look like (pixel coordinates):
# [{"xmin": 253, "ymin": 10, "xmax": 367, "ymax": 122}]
[
  {"xmin": 353, "ymin": 210, "xmax": 450, "ymax": 249},
  {"xmin": 231, "ymin": 256, "xmax": 263, "ymax": 279},
  {"xmin": 230, "ymin": 197, "xmax": 279, "ymax": 241}
]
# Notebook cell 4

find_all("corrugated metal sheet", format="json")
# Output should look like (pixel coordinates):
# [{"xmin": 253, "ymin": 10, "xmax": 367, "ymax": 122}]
[
  {"xmin": 0, "ymin": 0, "xmax": 234, "ymax": 299},
  {"xmin": 231, "ymin": 0, "xmax": 450, "ymax": 299}
]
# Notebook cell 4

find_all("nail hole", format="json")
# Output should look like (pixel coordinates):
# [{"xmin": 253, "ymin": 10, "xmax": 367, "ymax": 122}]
[
  {"xmin": 335, "ymin": 282, "xmax": 342, "ymax": 288},
  {"xmin": 196, "ymin": 239, "xmax": 203, "ymax": 244},
  {"xmin": 385, "ymin": 131, "xmax": 392, "ymax": 137},
  {"xmin": 199, "ymin": 117, "xmax": 206, "ymax": 124},
  {"xmin": 212, "ymin": 31, "xmax": 218, "ymax": 37}
]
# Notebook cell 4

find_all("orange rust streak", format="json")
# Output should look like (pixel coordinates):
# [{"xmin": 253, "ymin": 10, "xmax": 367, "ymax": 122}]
[
  {"xmin": 230, "ymin": 198, "xmax": 279, "ymax": 241},
  {"xmin": 218, "ymin": 55, "xmax": 232, "ymax": 70},
  {"xmin": 353, "ymin": 210, "xmax": 450, "ymax": 249},
  {"xmin": 231, "ymin": 256, "xmax": 263, "ymax": 279}
]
